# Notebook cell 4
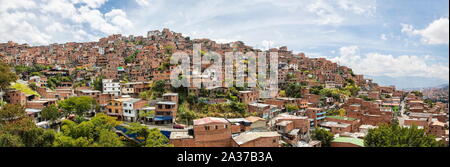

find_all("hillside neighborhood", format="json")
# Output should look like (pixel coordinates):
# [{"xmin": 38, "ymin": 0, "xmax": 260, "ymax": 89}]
[{"xmin": 0, "ymin": 29, "xmax": 448, "ymax": 147}]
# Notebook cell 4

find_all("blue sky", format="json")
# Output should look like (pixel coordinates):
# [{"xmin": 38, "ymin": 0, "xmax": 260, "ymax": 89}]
[{"xmin": 0, "ymin": 0, "xmax": 448, "ymax": 88}]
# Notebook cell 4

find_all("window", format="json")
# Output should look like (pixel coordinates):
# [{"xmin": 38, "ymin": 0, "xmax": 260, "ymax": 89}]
[
  {"xmin": 205, "ymin": 126, "xmax": 210, "ymax": 130},
  {"xmin": 215, "ymin": 125, "xmax": 218, "ymax": 129},
  {"xmin": 273, "ymin": 139, "xmax": 277, "ymax": 143}
]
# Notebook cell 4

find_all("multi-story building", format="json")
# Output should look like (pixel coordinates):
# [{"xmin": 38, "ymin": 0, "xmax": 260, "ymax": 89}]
[
  {"xmin": 122, "ymin": 98, "xmax": 148, "ymax": 122},
  {"xmin": 193, "ymin": 117, "xmax": 232, "ymax": 147},
  {"xmin": 154, "ymin": 101, "xmax": 177, "ymax": 124},
  {"xmin": 102, "ymin": 79, "xmax": 121, "ymax": 96}
]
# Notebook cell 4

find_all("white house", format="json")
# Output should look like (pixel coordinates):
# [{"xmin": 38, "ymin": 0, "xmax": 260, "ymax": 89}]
[
  {"xmin": 102, "ymin": 79, "xmax": 121, "ymax": 96},
  {"xmin": 122, "ymin": 98, "xmax": 148, "ymax": 122}
]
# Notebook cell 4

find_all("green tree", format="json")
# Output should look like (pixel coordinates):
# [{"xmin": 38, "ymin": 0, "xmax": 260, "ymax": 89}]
[
  {"xmin": 364, "ymin": 124, "xmax": 444, "ymax": 147},
  {"xmin": 139, "ymin": 90, "xmax": 153, "ymax": 100},
  {"xmin": 0, "ymin": 100, "xmax": 6, "ymax": 109},
  {"xmin": 41, "ymin": 105, "xmax": 61, "ymax": 123},
  {"xmin": 58, "ymin": 96, "xmax": 97, "ymax": 116},
  {"xmin": 310, "ymin": 85, "xmax": 324, "ymax": 95},
  {"xmin": 0, "ymin": 133, "xmax": 24, "ymax": 147},
  {"xmin": 138, "ymin": 110, "xmax": 155, "ymax": 122},
  {"xmin": 286, "ymin": 104, "xmax": 299, "ymax": 112},
  {"xmin": 55, "ymin": 113, "xmax": 123, "ymax": 147},
  {"xmin": 0, "ymin": 104, "xmax": 56, "ymax": 147},
  {"xmin": 93, "ymin": 130, "xmax": 124, "ymax": 147},
  {"xmin": 286, "ymin": 83, "xmax": 303, "ymax": 98},
  {"xmin": 311, "ymin": 128, "xmax": 334, "ymax": 147},
  {"xmin": 93, "ymin": 76, "xmax": 104, "ymax": 91},
  {"xmin": 29, "ymin": 82, "xmax": 38, "ymax": 91},
  {"xmin": 0, "ymin": 62, "xmax": 18, "ymax": 91},
  {"xmin": 178, "ymin": 102, "xmax": 197, "ymax": 125},
  {"xmin": 152, "ymin": 80, "xmax": 166, "ymax": 97},
  {"xmin": 145, "ymin": 128, "xmax": 172, "ymax": 147},
  {"xmin": 344, "ymin": 84, "xmax": 360, "ymax": 97},
  {"xmin": 411, "ymin": 91, "xmax": 423, "ymax": 98},
  {"xmin": 0, "ymin": 104, "xmax": 26, "ymax": 121},
  {"xmin": 125, "ymin": 123, "xmax": 172, "ymax": 147}
]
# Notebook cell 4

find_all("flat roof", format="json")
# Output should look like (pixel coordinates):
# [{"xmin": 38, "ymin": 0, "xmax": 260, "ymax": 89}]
[
  {"xmin": 140, "ymin": 106, "xmax": 155, "ymax": 110},
  {"xmin": 333, "ymin": 137, "xmax": 364, "ymax": 147},
  {"xmin": 233, "ymin": 131, "xmax": 281, "ymax": 145},
  {"xmin": 227, "ymin": 118, "xmax": 251, "ymax": 123},
  {"xmin": 276, "ymin": 121, "xmax": 293, "ymax": 126},
  {"xmin": 169, "ymin": 131, "xmax": 193, "ymax": 140},
  {"xmin": 156, "ymin": 101, "xmax": 177, "ymax": 105},
  {"xmin": 276, "ymin": 113, "xmax": 308, "ymax": 120},
  {"xmin": 320, "ymin": 121, "xmax": 351, "ymax": 128},
  {"xmin": 163, "ymin": 93, "xmax": 179, "ymax": 96},
  {"xmin": 194, "ymin": 117, "xmax": 229, "ymax": 125},
  {"xmin": 79, "ymin": 89, "xmax": 101, "ymax": 93},
  {"xmin": 116, "ymin": 98, "xmax": 142, "ymax": 103},
  {"xmin": 249, "ymin": 103, "xmax": 270, "ymax": 108},
  {"xmin": 25, "ymin": 108, "xmax": 42, "ymax": 113},
  {"xmin": 326, "ymin": 116, "xmax": 357, "ymax": 121},
  {"xmin": 245, "ymin": 116, "xmax": 266, "ymax": 122}
]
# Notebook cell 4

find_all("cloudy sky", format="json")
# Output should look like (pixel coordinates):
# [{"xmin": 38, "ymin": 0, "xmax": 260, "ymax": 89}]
[{"xmin": 1, "ymin": 0, "xmax": 448, "ymax": 88}]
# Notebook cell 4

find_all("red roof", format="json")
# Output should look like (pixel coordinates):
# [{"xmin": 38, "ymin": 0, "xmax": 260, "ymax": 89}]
[{"xmin": 194, "ymin": 117, "xmax": 229, "ymax": 126}]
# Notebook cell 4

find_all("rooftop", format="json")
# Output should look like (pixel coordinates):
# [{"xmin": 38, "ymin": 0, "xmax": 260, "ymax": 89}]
[
  {"xmin": 169, "ymin": 131, "xmax": 193, "ymax": 140},
  {"xmin": 227, "ymin": 118, "xmax": 251, "ymax": 124},
  {"xmin": 156, "ymin": 101, "xmax": 177, "ymax": 105},
  {"xmin": 320, "ymin": 121, "xmax": 351, "ymax": 128},
  {"xmin": 275, "ymin": 113, "xmax": 308, "ymax": 120},
  {"xmin": 245, "ymin": 116, "xmax": 266, "ymax": 122},
  {"xmin": 326, "ymin": 116, "xmax": 357, "ymax": 121},
  {"xmin": 249, "ymin": 103, "xmax": 270, "ymax": 108},
  {"xmin": 276, "ymin": 121, "xmax": 293, "ymax": 127},
  {"xmin": 163, "ymin": 93, "xmax": 179, "ymax": 96},
  {"xmin": 333, "ymin": 137, "xmax": 365, "ymax": 147},
  {"xmin": 233, "ymin": 131, "xmax": 280, "ymax": 145},
  {"xmin": 194, "ymin": 117, "xmax": 229, "ymax": 125}
]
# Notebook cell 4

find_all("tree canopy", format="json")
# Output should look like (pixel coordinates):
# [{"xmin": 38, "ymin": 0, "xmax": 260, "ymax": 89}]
[
  {"xmin": 54, "ymin": 113, "xmax": 123, "ymax": 147},
  {"xmin": 125, "ymin": 123, "xmax": 172, "ymax": 147},
  {"xmin": 58, "ymin": 96, "xmax": 97, "ymax": 116},
  {"xmin": 311, "ymin": 128, "xmax": 334, "ymax": 147},
  {"xmin": 364, "ymin": 124, "xmax": 444, "ymax": 147},
  {"xmin": 0, "ymin": 104, "xmax": 56, "ymax": 147},
  {"xmin": 0, "ymin": 62, "xmax": 18, "ymax": 90},
  {"xmin": 41, "ymin": 105, "xmax": 61, "ymax": 123},
  {"xmin": 285, "ymin": 83, "xmax": 303, "ymax": 98}
]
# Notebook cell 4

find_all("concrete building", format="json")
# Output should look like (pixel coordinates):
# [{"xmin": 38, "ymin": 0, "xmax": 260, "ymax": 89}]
[{"xmin": 102, "ymin": 79, "xmax": 121, "ymax": 96}]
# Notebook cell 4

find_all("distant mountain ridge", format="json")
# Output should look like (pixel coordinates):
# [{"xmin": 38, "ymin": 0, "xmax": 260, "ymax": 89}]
[{"xmin": 367, "ymin": 75, "xmax": 449, "ymax": 90}]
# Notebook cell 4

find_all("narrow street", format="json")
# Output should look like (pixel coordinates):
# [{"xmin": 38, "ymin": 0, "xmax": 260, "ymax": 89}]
[{"xmin": 397, "ymin": 95, "xmax": 409, "ymax": 126}]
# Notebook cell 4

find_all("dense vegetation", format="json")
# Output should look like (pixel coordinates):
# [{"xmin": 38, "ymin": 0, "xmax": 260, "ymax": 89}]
[
  {"xmin": 0, "ymin": 104, "xmax": 171, "ymax": 147},
  {"xmin": 0, "ymin": 62, "xmax": 18, "ymax": 91},
  {"xmin": 364, "ymin": 124, "xmax": 444, "ymax": 147},
  {"xmin": 311, "ymin": 128, "xmax": 334, "ymax": 147}
]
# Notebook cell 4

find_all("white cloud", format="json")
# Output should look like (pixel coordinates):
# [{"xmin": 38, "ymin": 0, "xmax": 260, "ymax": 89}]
[
  {"xmin": 0, "ymin": 0, "xmax": 132, "ymax": 45},
  {"xmin": 401, "ymin": 18, "xmax": 449, "ymax": 45},
  {"xmin": 105, "ymin": 9, "xmax": 134, "ymax": 30},
  {"xmin": 307, "ymin": 0, "xmax": 344, "ymax": 25},
  {"xmin": 70, "ymin": 0, "xmax": 108, "ymax": 9},
  {"xmin": 380, "ymin": 34, "xmax": 387, "ymax": 40},
  {"xmin": 136, "ymin": 0, "xmax": 150, "ymax": 7},
  {"xmin": 330, "ymin": 46, "xmax": 449, "ymax": 81},
  {"xmin": 45, "ymin": 22, "xmax": 65, "ymax": 32},
  {"xmin": 337, "ymin": 0, "xmax": 376, "ymax": 16}
]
